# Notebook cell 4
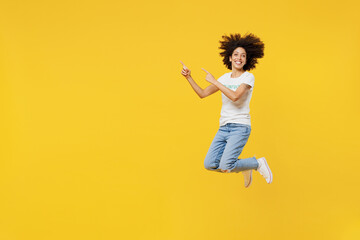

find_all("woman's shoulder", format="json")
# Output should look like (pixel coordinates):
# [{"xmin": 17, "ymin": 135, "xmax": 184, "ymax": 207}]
[
  {"xmin": 246, "ymin": 71, "xmax": 255, "ymax": 80},
  {"xmin": 243, "ymin": 71, "xmax": 255, "ymax": 81},
  {"xmin": 222, "ymin": 72, "xmax": 231, "ymax": 77},
  {"xmin": 217, "ymin": 72, "xmax": 230, "ymax": 83},
  {"xmin": 246, "ymin": 71, "xmax": 254, "ymax": 77}
]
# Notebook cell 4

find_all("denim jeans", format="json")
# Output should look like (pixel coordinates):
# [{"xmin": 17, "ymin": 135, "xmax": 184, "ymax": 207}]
[{"xmin": 204, "ymin": 123, "xmax": 259, "ymax": 173}]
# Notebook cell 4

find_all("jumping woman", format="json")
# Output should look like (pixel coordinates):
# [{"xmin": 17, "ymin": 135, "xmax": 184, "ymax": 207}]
[{"xmin": 180, "ymin": 33, "xmax": 272, "ymax": 188}]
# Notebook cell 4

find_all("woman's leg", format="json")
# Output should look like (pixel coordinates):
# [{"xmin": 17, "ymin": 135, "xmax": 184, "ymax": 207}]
[
  {"xmin": 232, "ymin": 156, "xmax": 259, "ymax": 172},
  {"xmin": 218, "ymin": 124, "xmax": 259, "ymax": 173},
  {"xmin": 204, "ymin": 127, "xmax": 227, "ymax": 172}
]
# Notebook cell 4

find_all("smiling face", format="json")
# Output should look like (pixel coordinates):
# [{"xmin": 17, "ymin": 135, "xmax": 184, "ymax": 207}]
[{"xmin": 229, "ymin": 47, "xmax": 247, "ymax": 70}]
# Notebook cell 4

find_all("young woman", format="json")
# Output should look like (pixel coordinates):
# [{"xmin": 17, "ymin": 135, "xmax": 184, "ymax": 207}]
[{"xmin": 180, "ymin": 33, "xmax": 272, "ymax": 188}]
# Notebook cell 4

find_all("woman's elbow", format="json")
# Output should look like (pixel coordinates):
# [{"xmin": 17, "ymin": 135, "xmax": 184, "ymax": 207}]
[
  {"xmin": 232, "ymin": 96, "xmax": 239, "ymax": 102},
  {"xmin": 233, "ymin": 93, "xmax": 243, "ymax": 102},
  {"xmin": 199, "ymin": 92, "xmax": 206, "ymax": 99}
]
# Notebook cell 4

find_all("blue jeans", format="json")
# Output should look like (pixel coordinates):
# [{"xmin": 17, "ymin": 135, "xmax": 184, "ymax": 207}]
[{"xmin": 204, "ymin": 123, "xmax": 259, "ymax": 173}]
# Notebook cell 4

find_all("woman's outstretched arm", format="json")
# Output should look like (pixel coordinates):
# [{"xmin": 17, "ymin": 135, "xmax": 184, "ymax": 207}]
[
  {"xmin": 185, "ymin": 75, "xmax": 219, "ymax": 99},
  {"xmin": 180, "ymin": 61, "xmax": 219, "ymax": 99}
]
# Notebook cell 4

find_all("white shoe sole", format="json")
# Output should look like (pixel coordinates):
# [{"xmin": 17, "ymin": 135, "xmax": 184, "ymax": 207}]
[{"xmin": 261, "ymin": 157, "xmax": 273, "ymax": 184}]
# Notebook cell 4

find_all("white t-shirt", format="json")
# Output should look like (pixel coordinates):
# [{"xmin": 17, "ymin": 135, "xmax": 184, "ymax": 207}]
[{"xmin": 217, "ymin": 71, "xmax": 255, "ymax": 126}]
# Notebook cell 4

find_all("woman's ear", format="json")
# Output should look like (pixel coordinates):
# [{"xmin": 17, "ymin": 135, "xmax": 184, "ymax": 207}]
[{"xmin": 229, "ymin": 56, "xmax": 232, "ymax": 62}]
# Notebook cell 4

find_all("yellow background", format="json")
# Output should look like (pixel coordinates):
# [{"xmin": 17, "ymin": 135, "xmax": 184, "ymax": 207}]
[{"xmin": 1, "ymin": 0, "xmax": 360, "ymax": 239}]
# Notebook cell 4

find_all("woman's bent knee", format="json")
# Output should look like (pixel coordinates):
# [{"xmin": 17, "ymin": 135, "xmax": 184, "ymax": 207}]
[
  {"xmin": 219, "ymin": 161, "xmax": 235, "ymax": 173},
  {"xmin": 204, "ymin": 161, "xmax": 218, "ymax": 171}
]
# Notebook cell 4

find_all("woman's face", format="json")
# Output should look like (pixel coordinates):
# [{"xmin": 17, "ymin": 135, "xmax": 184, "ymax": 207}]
[{"xmin": 230, "ymin": 47, "xmax": 246, "ymax": 70}]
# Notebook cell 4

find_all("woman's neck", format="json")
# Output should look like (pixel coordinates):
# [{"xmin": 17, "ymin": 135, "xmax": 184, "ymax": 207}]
[{"xmin": 231, "ymin": 69, "xmax": 245, "ymax": 78}]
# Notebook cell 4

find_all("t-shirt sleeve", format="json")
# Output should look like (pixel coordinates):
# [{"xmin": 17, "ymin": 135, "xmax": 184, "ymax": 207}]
[{"xmin": 243, "ymin": 73, "xmax": 255, "ymax": 88}]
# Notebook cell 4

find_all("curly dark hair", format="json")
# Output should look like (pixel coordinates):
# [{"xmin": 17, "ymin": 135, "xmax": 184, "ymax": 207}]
[{"xmin": 219, "ymin": 32, "xmax": 265, "ymax": 71}]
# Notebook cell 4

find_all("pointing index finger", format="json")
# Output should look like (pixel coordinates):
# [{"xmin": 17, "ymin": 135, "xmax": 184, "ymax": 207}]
[
  {"xmin": 180, "ymin": 61, "xmax": 187, "ymax": 69},
  {"xmin": 201, "ymin": 68, "xmax": 209, "ymax": 73}
]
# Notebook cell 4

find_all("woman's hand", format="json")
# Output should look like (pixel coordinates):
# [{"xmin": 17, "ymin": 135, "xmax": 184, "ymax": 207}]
[
  {"xmin": 201, "ymin": 68, "xmax": 216, "ymax": 84},
  {"xmin": 180, "ymin": 61, "xmax": 191, "ymax": 79}
]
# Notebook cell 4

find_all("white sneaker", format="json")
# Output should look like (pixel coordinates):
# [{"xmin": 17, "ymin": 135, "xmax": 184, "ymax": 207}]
[
  {"xmin": 242, "ymin": 170, "xmax": 253, "ymax": 188},
  {"xmin": 256, "ymin": 157, "xmax": 273, "ymax": 184}
]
